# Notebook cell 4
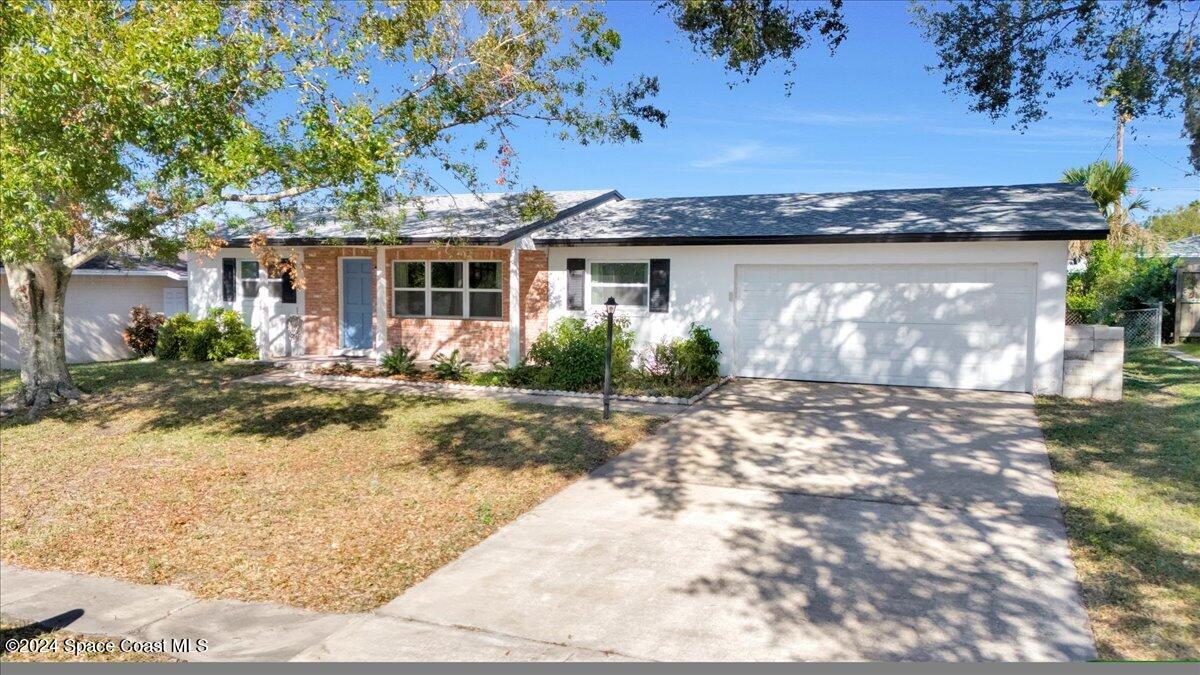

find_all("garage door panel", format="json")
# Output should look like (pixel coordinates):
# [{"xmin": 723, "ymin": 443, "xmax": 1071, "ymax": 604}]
[{"xmin": 735, "ymin": 264, "xmax": 1034, "ymax": 392}]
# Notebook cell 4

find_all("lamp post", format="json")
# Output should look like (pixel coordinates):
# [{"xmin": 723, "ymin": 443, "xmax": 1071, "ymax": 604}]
[{"xmin": 603, "ymin": 296, "xmax": 617, "ymax": 420}]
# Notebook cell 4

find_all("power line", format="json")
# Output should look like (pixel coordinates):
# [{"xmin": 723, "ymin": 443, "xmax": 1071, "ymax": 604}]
[{"xmin": 1132, "ymin": 140, "xmax": 1196, "ymax": 176}]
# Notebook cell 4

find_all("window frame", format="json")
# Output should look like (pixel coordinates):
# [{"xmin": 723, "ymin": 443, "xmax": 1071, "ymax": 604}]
[
  {"xmin": 587, "ymin": 260, "xmax": 651, "ymax": 313},
  {"xmin": 391, "ymin": 259, "xmax": 504, "ymax": 321},
  {"xmin": 238, "ymin": 260, "xmax": 262, "ymax": 298},
  {"xmin": 392, "ymin": 260, "xmax": 427, "ymax": 317}
]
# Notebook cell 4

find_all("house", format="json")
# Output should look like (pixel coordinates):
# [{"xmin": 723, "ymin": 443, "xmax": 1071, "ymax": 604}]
[
  {"xmin": 1, "ymin": 254, "xmax": 188, "ymax": 369},
  {"xmin": 1164, "ymin": 235, "xmax": 1200, "ymax": 340},
  {"xmin": 189, "ymin": 183, "xmax": 1109, "ymax": 394}
]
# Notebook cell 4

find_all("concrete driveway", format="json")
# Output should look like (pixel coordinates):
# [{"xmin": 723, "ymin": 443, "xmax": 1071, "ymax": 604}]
[{"xmin": 370, "ymin": 380, "xmax": 1096, "ymax": 661}]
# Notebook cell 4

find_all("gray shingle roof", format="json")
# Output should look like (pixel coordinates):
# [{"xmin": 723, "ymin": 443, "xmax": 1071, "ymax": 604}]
[
  {"xmin": 1, "ymin": 253, "xmax": 186, "ymax": 279},
  {"xmin": 1164, "ymin": 235, "xmax": 1200, "ymax": 259},
  {"xmin": 533, "ymin": 183, "xmax": 1110, "ymax": 245},
  {"xmin": 227, "ymin": 190, "xmax": 618, "ymax": 246}
]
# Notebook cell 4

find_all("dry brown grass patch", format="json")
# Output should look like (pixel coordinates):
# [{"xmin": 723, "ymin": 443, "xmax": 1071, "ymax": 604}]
[{"xmin": 1, "ymin": 361, "xmax": 663, "ymax": 612}]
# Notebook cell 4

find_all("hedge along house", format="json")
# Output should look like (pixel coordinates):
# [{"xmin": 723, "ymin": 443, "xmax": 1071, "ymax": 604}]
[{"xmin": 188, "ymin": 183, "xmax": 1109, "ymax": 394}]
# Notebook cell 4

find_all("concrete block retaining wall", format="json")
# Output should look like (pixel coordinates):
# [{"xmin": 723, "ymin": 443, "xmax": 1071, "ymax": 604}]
[{"xmin": 1062, "ymin": 325, "xmax": 1124, "ymax": 401}]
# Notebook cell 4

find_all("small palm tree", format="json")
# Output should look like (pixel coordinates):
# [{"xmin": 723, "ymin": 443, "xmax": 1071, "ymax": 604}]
[{"xmin": 1062, "ymin": 160, "xmax": 1156, "ymax": 258}]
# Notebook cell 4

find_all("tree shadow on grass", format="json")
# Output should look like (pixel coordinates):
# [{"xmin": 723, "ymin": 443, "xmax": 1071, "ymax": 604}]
[
  {"xmin": 402, "ymin": 409, "xmax": 627, "ymax": 478},
  {"xmin": 1, "ymin": 361, "xmax": 655, "ymax": 481}
]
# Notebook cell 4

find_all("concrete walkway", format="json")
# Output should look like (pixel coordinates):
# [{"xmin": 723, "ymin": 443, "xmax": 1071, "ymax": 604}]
[
  {"xmin": 1165, "ymin": 347, "xmax": 1200, "ymax": 366},
  {"xmin": 0, "ymin": 565, "xmax": 628, "ymax": 662},
  {"xmin": 3, "ymin": 380, "xmax": 1096, "ymax": 661},
  {"xmin": 236, "ymin": 370, "xmax": 688, "ymax": 417}
]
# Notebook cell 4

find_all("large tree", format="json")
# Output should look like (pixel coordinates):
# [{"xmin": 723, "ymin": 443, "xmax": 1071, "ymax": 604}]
[{"xmin": 0, "ymin": 0, "xmax": 664, "ymax": 413}]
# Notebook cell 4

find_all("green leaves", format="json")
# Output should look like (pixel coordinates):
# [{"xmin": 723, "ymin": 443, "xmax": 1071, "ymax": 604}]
[
  {"xmin": 913, "ymin": 0, "xmax": 1199, "ymax": 171},
  {"xmin": 1, "ymin": 0, "xmax": 665, "ymax": 265}
]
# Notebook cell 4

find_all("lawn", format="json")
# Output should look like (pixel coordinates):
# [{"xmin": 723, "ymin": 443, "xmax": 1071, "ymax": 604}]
[
  {"xmin": 0, "ymin": 360, "xmax": 662, "ymax": 613},
  {"xmin": 1173, "ymin": 341, "xmax": 1200, "ymax": 358},
  {"xmin": 1036, "ymin": 349, "xmax": 1199, "ymax": 661}
]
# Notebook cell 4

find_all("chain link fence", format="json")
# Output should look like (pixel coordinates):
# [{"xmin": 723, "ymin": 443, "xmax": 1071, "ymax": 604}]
[
  {"xmin": 1065, "ymin": 304, "xmax": 1163, "ymax": 350},
  {"xmin": 1114, "ymin": 305, "xmax": 1163, "ymax": 350}
]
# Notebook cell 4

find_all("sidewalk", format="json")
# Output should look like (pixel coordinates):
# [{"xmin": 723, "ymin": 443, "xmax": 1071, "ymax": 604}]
[
  {"xmin": 236, "ymin": 369, "xmax": 689, "ymax": 417},
  {"xmin": 1165, "ymin": 347, "xmax": 1200, "ymax": 366},
  {"xmin": 0, "ymin": 564, "xmax": 630, "ymax": 662}
]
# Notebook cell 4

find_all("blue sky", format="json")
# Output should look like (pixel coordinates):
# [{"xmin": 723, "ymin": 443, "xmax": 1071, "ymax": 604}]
[{"xmin": 491, "ymin": 1, "xmax": 1198, "ymax": 215}]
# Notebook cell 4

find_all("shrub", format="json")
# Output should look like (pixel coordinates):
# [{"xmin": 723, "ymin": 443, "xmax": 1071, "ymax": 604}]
[
  {"xmin": 639, "ymin": 323, "xmax": 721, "ymax": 384},
  {"xmin": 155, "ymin": 313, "xmax": 195, "ymax": 360},
  {"xmin": 380, "ymin": 345, "xmax": 417, "ymax": 376},
  {"xmin": 208, "ymin": 309, "xmax": 258, "ymax": 360},
  {"xmin": 156, "ymin": 309, "xmax": 256, "ymax": 361},
  {"xmin": 431, "ymin": 349, "xmax": 472, "ymax": 380},
  {"xmin": 526, "ymin": 315, "xmax": 635, "ymax": 390},
  {"xmin": 677, "ymin": 323, "xmax": 721, "ymax": 381},
  {"xmin": 1069, "ymin": 241, "xmax": 1177, "ymax": 331},
  {"xmin": 484, "ymin": 359, "xmax": 539, "ymax": 387},
  {"xmin": 123, "ymin": 305, "xmax": 164, "ymax": 356}
]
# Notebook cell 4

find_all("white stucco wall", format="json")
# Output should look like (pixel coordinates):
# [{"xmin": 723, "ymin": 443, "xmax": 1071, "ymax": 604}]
[
  {"xmin": 546, "ymin": 241, "xmax": 1069, "ymax": 395},
  {"xmin": 1, "ymin": 273, "xmax": 188, "ymax": 369},
  {"xmin": 188, "ymin": 248, "xmax": 305, "ymax": 358}
]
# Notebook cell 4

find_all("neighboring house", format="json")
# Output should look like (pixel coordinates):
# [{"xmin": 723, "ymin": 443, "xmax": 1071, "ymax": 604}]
[
  {"xmin": 1, "ymin": 255, "xmax": 188, "ymax": 369},
  {"xmin": 1164, "ymin": 235, "xmax": 1200, "ymax": 340},
  {"xmin": 190, "ymin": 183, "xmax": 1108, "ymax": 395}
]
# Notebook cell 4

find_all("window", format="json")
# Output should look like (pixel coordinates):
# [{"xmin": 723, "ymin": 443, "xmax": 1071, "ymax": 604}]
[
  {"xmin": 590, "ymin": 262, "xmax": 649, "ymax": 309},
  {"xmin": 468, "ymin": 261, "xmax": 502, "ymax": 318},
  {"xmin": 239, "ymin": 260, "xmax": 261, "ymax": 297},
  {"xmin": 391, "ymin": 260, "xmax": 503, "ymax": 320},
  {"xmin": 430, "ymin": 261, "xmax": 464, "ymax": 317},
  {"xmin": 393, "ymin": 261, "xmax": 426, "ymax": 316}
]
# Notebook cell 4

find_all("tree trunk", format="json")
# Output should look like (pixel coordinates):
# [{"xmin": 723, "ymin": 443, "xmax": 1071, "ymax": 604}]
[
  {"xmin": 4, "ymin": 260, "xmax": 81, "ymax": 414},
  {"xmin": 1115, "ymin": 113, "xmax": 1127, "ymax": 165}
]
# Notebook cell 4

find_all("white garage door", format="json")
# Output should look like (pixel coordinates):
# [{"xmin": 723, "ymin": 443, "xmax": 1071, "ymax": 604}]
[{"xmin": 735, "ymin": 263, "xmax": 1035, "ymax": 392}]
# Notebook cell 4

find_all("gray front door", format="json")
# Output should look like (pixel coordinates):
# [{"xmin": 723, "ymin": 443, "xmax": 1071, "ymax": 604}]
[{"xmin": 341, "ymin": 259, "xmax": 373, "ymax": 350}]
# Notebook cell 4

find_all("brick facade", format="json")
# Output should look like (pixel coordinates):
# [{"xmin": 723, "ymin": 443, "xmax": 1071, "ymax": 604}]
[
  {"xmin": 302, "ymin": 246, "xmax": 378, "ymax": 356},
  {"xmin": 302, "ymin": 245, "xmax": 550, "ymax": 363},
  {"xmin": 519, "ymin": 249, "xmax": 549, "ymax": 354}
]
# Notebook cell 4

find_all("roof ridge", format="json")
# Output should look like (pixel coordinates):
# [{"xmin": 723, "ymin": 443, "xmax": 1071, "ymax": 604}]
[{"xmin": 611, "ymin": 182, "xmax": 1084, "ymax": 203}]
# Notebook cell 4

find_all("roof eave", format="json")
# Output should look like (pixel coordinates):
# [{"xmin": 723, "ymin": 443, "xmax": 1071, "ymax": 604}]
[{"xmin": 533, "ymin": 229, "xmax": 1112, "ymax": 247}]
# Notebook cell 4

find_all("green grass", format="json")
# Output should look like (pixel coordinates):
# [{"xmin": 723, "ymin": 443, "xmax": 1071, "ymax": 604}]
[
  {"xmin": 1, "ymin": 360, "xmax": 662, "ymax": 613},
  {"xmin": 1036, "ymin": 349, "xmax": 1199, "ymax": 661},
  {"xmin": 1173, "ymin": 342, "xmax": 1200, "ymax": 358}
]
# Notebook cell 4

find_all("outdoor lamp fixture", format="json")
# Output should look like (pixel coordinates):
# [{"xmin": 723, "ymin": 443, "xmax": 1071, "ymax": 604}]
[{"xmin": 603, "ymin": 297, "xmax": 618, "ymax": 420}]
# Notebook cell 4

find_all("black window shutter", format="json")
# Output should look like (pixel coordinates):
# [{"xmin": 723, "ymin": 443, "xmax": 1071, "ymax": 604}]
[
  {"xmin": 649, "ymin": 259, "xmax": 670, "ymax": 313},
  {"xmin": 221, "ymin": 258, "xmax": 236, "ymax": 302},
  {"xmin": 566, "ymin": 258, "xmax": 585, "ymax": 311},
  {"xmin": 280, "ymin": 258, "xmax": 297, "ymax": 304}
]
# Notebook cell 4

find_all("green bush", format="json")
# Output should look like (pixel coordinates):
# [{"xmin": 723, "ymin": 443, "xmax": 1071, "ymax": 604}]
[
  {"xmin": 380, "ymin": 345, "xmax": 417, "ymax": 376},
  {"xmin": 677, "ymin": 323, "xmax": 721, "ymax": 381},
  {"xmin": 155, "ymin": 309, "xmax": 257, "ymax": 361},
  {"xmin": 155, "ymin": 313, "xmax": 195, "ymax": 360},
  {"xmin": 482, "ymin": 359, "xmax": 539, "ymax": 387},
  {"xmin": 640, "ymin": 323, "xmax": 721, "ymax": 384},
  {"xmin": 431, "ymin": 349, "xmax": 472, "ymax": 380},
  {"xmin": 526, "ymin": 316, "xmax": 634, "ymax": 390},
  {"xmin": 1069, "ymin": 241, "xmax": 1177, "ymax": 328}
]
